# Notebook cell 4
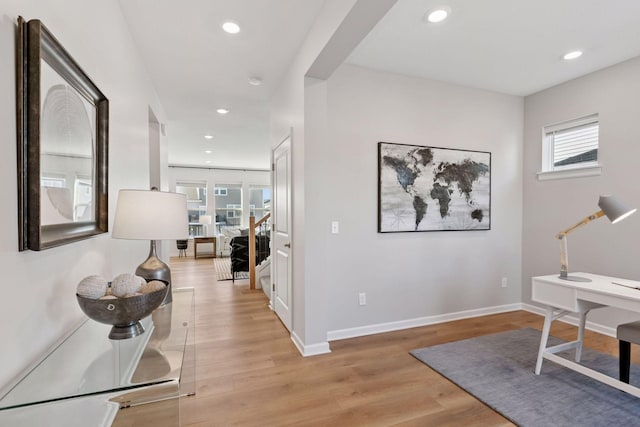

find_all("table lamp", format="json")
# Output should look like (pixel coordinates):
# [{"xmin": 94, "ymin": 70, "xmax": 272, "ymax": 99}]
[
  {"xmin": 112, "ymin": 189, "xmax": 188, "ymax": 304},
  {"xmin": 199, "ymin": 215, "xmax": 212, "ymax": 237},
  {"xmin": 557, "ymin": 195, "xmax": 636, "ymax": 282}
]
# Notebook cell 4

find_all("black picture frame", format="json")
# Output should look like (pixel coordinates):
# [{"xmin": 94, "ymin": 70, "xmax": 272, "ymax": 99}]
[
  {"xmin": 378, "ymin": 141, "xmax": 491, "ymax": 233},
  {"xmin": 17, "ymin": 17, "xmax": 109, "ymax": 251}
]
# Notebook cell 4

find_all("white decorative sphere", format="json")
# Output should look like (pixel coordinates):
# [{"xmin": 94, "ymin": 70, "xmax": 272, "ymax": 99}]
[
  {"xmin": 141, "ymin": 280, "xmax": 166, "ymax": 294},
  {"xmin": 77, "ymin": 275, "xmax": 109, "ymax": 299},
  {"xmin": 111, "ymin": 273, "xmax": 143, "ymax": 297}
]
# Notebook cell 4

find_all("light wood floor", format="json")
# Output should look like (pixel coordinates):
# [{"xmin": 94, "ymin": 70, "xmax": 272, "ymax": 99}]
[{"xmin": 166, "ymin": 257, "xmax": 624, "ymax": 426}]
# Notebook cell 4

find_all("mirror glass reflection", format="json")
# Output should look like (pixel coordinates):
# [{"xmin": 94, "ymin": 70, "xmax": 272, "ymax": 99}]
[{"xmin": 39, "ymin": 59, "xmax": 96, "ymax": 226}]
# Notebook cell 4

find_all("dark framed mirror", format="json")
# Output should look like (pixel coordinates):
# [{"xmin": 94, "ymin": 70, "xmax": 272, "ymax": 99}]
[{"xmin": 17, "ymin": 17, "xmax": 108, "ymax": 251}]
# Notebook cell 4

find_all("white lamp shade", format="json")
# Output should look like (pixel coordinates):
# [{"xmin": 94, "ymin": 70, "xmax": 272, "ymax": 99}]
[
  {"xmin": 598, "ymin": 195, "xmax": 637, "ymax": 224},
  {"xmin": 199, "ymin": 215, "xmax": 212, "ymax": 225},
  {"xmin": 112, "ymin": 190, "xmax": 189, "ymax": 240}
]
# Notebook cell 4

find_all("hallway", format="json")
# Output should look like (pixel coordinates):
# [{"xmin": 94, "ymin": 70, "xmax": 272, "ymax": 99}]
[{"xmin": 169, "ymin": 257, "xmax": 617, "ymax": 426}]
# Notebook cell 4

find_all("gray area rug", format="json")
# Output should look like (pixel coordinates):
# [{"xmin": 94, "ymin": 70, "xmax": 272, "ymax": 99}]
[{"xmin": 410, "ymin": 328, "xmax": 640, "ymax": 427}]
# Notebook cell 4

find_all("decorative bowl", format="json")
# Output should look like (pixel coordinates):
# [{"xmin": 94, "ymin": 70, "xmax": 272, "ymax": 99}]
[{"xmin": 76, "ymin": 282, "xmax": 168, "ymax": 340}]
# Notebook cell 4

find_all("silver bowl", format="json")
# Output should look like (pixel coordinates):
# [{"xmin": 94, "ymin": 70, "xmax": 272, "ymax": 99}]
[{"xmin": 76, "ymin": 282, "xmax": 168, "ymax": 340}]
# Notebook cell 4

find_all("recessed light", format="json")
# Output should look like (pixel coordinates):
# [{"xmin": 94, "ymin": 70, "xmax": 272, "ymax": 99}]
[
  {"xmin": 204, "ymin": 134, "xmax": 213, "ymax": 139},
  {"xmin": 205, "ymin": 160, "xmax": 211, "ymax": 164},
  {"xmin": 205, "ymin": 150, "xmax": 212, "ymax": 154},
  {"xmin": 563, "ymin": 50, "xmax": 583, "ymax": 60},
  {"xmin": 216, "ymin": 108, "xmax": 229, "ymax": 115},
  {"xmin": 248, "ymin": 76, "xmax": 263, "ymax": 86},
  {"xmin": 222, "ymin": 21, "xmax": 240, "ymax": 34},
  {"xmin": 425, "ymin": 7, "xmax": 450, "ymax": 23}
]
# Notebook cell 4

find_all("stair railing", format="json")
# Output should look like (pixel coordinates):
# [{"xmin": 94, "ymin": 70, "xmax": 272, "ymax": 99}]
[{"xmin": 249, "ymin": 212, "xmax": 271, "ymax": 289}]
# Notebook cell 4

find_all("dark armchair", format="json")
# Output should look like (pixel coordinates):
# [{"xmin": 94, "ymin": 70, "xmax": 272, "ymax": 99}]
[{"xmin": 230, "ymin": 235, "xmax": 270, "ymax": 282}]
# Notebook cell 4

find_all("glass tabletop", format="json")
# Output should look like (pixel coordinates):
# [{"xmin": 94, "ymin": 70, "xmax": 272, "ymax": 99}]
[{"xmin": 0, "ymin": 288, "xmax": 194, "ymax": 411}]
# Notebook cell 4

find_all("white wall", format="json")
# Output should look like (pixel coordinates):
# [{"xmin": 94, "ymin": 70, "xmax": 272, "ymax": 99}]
[
  {"xmin": 270, "ymin": 0, "xmax": 360, "ymax": 349},
  {"xmin": 0, "ymin": 1, "xmax": 166, "ymax": 389},
  {"xmin": 523, "ymin": 57, "xmax": 640, "ymax": 328},
  {"xmin": 317, "ymin": 64, "xmax": 523, "ymax": 334},
  {"xmin": 271, "ymin": 0, "xmax": 522, "ymax": 350}
]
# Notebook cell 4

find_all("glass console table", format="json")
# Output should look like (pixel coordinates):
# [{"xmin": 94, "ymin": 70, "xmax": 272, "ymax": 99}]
[{"xmin": 0, "ymin": 288, "xmax": 195, "ymax": 426}]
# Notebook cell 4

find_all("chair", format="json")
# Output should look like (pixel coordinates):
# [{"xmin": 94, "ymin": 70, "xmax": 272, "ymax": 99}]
[
  {"xmin": 176, "ymin": 239, "xmax": 188, "ymax": 258},
  {"xmin": 617, "ymin": 321, "xmax": 640, "ymax": 383},
  {"xmin": 229, "ymin": 235, "xmax": 270, "ymax": 282}
]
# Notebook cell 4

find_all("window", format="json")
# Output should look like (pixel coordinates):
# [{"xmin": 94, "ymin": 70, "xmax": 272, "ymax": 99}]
[
  {"xmin": 215, "ymin": 184, "xmax": 241, "ymax": 228},
  {"xmin": 73, "ymin": 178, "xmax": 92, "ymax": 221},
  {"xmin": 540, "ymin": 114, "xmax": 600, "ymax": 179},
  {"xmin": 41, "ymin": 176, "xmax": 66, "ymax": 188},
  {"xmin": 249, "ymin": 186, "xmax": 271, "ymax": 218},
  {"xmin": 176, "ymin": 181, "xmax": 207, "ymax": 237}
]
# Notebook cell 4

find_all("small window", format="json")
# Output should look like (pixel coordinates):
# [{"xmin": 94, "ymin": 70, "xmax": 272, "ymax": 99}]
[
  {"xmin": 41, "ymin": 177, "xmax": 66, "ymax": 188},
  {"xmin": 214, "ymin": 187, "xmax": 227, "ymax": 196},
  {"xmin": 542, "ymin": 114, "xmax": 599, "ymax": 172}
]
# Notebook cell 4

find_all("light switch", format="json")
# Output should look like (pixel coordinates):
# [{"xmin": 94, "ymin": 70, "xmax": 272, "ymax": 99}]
[{"xmin": 331, "ymin": 221, "xmax": 339, "ymax": 234}]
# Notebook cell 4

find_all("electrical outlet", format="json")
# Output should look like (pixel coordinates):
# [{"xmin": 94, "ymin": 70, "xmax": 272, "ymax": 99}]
[
  {"xmin": 359, "ymin": 292, "xmax": 366, "ymax": 306},
  {"xmin": 501, "ymin": 277, "xmax": 508, "ymax": 288}
]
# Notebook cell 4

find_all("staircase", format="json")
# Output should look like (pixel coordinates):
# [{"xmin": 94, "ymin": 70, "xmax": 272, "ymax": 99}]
[{"xmin": 256, "ymin": 257, "xmax": 271, "ymax": 298}]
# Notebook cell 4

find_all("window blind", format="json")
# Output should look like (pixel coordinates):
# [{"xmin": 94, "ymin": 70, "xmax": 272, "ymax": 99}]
[{"xmin": 548, "ymin": 121, "xmax": 599, "ymax": 167}]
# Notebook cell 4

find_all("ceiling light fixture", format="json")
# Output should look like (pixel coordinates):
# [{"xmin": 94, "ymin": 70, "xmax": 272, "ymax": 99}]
[
  {"xmin": 563, "ymin": 50, "xmax": 583, "ymax": 60},
  {"xmin": 222, "ymin": 21, "xmax": 240, "ymax": 34},
  {"xmin": 425, "ymin": 7, "xmax": 450, "ymax": 23},
  {"xmin": 248, "ymin": 76, "xmax": 263, "ymax": 86},
  {"xmin": 205, "ymin": 160, "xmax": 211, "ymax": 164},
  {"xmin": 205, "ymin": 150, "xmax": 212, "ymax": 154},
  {"xmin": 204, "ymin": 134, "xmax": 213, "ymax": 139},
  {"xmin": 216, "ymin": 108, "xmax": 229, "ymax": 115}
]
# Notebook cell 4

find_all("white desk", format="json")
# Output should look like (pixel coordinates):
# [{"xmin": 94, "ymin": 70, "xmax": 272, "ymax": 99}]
[{"xmin": 532, "ymin": 273, "xmax": 640, "ymax": 397}]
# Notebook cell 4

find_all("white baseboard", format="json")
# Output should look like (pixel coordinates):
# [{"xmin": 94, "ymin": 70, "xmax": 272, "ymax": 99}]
[
  {"xmin": 326, "ymin": 303, "xmax": 522, "ymax": 342},
  {"xmin": 291, "ymin": 331, "xmax": 331, "ymax": 357},
  {"xmin": 520, "ymin": 303, "xmax": 616, "ymax": 338},
  {"xmin": 293, "ymin": 303, "xmax": 617, "ymax": 356}
]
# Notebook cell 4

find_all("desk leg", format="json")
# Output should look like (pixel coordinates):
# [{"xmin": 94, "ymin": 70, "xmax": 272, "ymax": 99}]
[
  {"xmin": 575, "ymin": 309, "xmax": 589, "ymax": 362},
  {"xmin": 535, "ymin": 307, "xmax": 554, "ymax": 375}
]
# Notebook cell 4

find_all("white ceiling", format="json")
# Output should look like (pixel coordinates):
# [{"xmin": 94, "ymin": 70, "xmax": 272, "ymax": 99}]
[
  {"xmin": 119, "ymin": 0, "xmax": 640, "ymax": 169},
  {"xmin": 347, "ymin": 0, "xmax": 640, "ymax": 96},
  {"xmin": 118, "ymin": 0, "xmax": 325, "ymax": 170}
]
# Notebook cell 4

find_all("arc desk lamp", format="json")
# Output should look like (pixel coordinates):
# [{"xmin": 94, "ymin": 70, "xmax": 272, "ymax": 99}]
[{"xmin": 557, "ymin": 195, "xmax": 636, "ymax": 282}]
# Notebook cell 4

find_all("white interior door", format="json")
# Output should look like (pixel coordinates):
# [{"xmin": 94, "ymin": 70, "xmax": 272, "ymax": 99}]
[{"xmin": 272, "ymin": 135, "xmax": 292, "ymax": 331}]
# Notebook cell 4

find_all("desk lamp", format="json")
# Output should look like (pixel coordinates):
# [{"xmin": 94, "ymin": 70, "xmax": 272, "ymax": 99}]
[
  {"xmin": 112, "ymin": 189, "xmax": 188, "ymax": 304},
  {"xmin": 557, "ymin": 195, "xmax": 636, "ymax": 282}
]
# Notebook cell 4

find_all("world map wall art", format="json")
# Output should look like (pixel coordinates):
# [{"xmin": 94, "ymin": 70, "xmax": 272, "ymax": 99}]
[{"xmin": 378, "ymin": 142, "xmax": 491, "ymax": 233}]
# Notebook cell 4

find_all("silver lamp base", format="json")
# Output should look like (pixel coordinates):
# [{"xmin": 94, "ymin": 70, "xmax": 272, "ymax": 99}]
[
  {"xmin": 559, "ymin": 273, "xmax": 592, "ymax": 282},
  {"xmin": 136, "ymin": 240, "xmax": 173, "ymax": 305}
]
